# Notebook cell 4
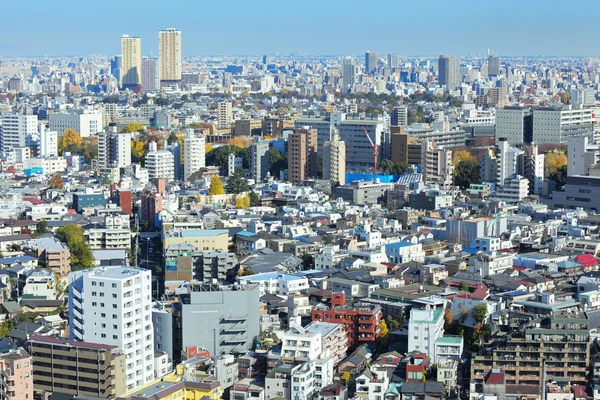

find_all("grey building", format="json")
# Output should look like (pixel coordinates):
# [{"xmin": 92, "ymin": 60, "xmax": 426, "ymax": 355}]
[
  {"xmin": 342, "ymin": 57, "xmax": 355, "ymax": 93},
  {"xmin": 409, "ymin": 190, "xmax": 453, "ymax": 211},
  {"xmin": 495, "ymin": 106, "xmax": 533, "ymax": 145},
  {"xmin": 438, "ymin": 55, "xmax": 460, "ymax": 90},
  {"xmin": 172, "ymin": 283, "xmax": 260, "ymax": 362},
  {"xmin": 406, "ymin": 123, "xmax": 466, "ymax": 149},
  {"xmin": 545, "ymin": 175, "xmax": 600, "ymax": 212},
  {"xmin": 198, "ymin": 252, "xmax": 238, "ymax": 282},
  {"xmin": 152, "ymin": 302, "xmax": 173, "ymax": 362},
  {"xmin": 333, "ymin": 180, "xmax": 392, "ymax": 205},
  {"xmin": 365, "ymin": 51, "xmax": 378, "ymax": 74},
  {"xmin": 488, "ymin": 55, "xmax": 500, "ymax": 77},
  {"xmin": 391, "ymin": 106, "xmax": 408, "ymax": 127},
  {"xmin": 249, "ymin": 141, "xmax": 269, "ymax": 182},
  {"xmin": 532, "ymin": 105, "xmax": 593, "ymax": 144}
]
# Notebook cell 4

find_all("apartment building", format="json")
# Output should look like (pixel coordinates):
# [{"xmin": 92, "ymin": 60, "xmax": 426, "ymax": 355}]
[
  {"xmin": 471, "ymin": 315, "xmax": 589, "ymax": 390},
  {"xmin": 323, "ymin": 130, "xmax": 346, "ymax": 185},
  {"xmin": 312, "ymin": 293, "xmax": 382, "ymax": 347},
  {"xmin": 249, "ymin": 141, "xmax": 269, "ymax": 181},
  {"xmin": 0, "ymin": 114, "xmax": 38, "ymax": 152},
  {"xmin": 68, "ymin": 266, "xmax": 155, "ymax": 391},
  {"xmin": 408, "ymin": 307, "xmax": 445, "ymax": 363},
  {"xmin": 421, "ymin": 140, "xmax": 453, "ymax": 186},
  {"xmin": 49, "ymin": 109, "xmax": 102, "ymax": 138},
  {"xmin": 217, "ymin": 102, "xmax": 233, "ymax": 129},
  {"xmin": 0, "ymin": 348, "xmax": 33, "ymax": 400},
  {"xmin": 288, "ymin": 128, "xmax": 317, "ymax": 183},
  {"xmin": 82, "ymin": 223, "xmax": 130, "ymax": 250},
  {"xmin": 183, "ymin": 129, "xmax": 205, "ymax": 181},
  {"xmin": 98, "ymin": 124, "xmax": 131, "ymax": 169},
  {"xmin": 23, "ymin": 237, "xmax": 71, "ymax": 277},
  {"xmin": 333, "ymin": 180, "xmax": 393, "ymax": 205},
  {"xmin": 163, "ymin": 229, "xmax": 229, "ymax": 254},
  {"xmin": 145, "ymin": 141, "xmax": 175, "ymax": 181},
  {"xmin": 28, "ymin": 335, "xmax": 126, "ymax": 398},
  {"xmin": 281, "ymin": 322, "xmax": 347, "ymax": 365},
  {"xmin": 240, "ymin": 271, "xmax": 309, "ymax": 296},
  {"xmin": 391, "ymin": 133, "xmax": 422, "ymax": 165}
]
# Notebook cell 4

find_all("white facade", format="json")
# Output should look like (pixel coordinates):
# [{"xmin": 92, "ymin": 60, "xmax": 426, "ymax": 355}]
[
  {"xmin": 290, "ymin": 352, "xmax": 334, "ymax": 400},
  {"xmin": 532, "ymin": 105, "xmax": 593, "ymax": 144},
  {"xmin": 494, "ymin": 175, "xmax": 529, "ymax": 203},
  {"xmin": 323, "ymin": 131, "xmax": 346, "ymax": 186},
  {"xmin": 422, "ymin": 140, "xmax": 453, "ymax": 186},
  {"xmin": 49, "ymin": 110, "xmax": 102, "ymax": 138},
  {"xmin": 146, "ymin": 141, "xmax": 175, "ymax": 182},
  {"xmin": 98, "ymin": 126, "xmax": 131, "ymax": 169},
  {"xmin": 39, "ymin": 125, "xmax": 58, "ymax": 157},
  {"xmin": 240, "ymin": 272, "xmax": 309, "ymax": 296},
  {"xmin": 228, "ymin": 153, "xmax": 242, "ymax": 176},
  {"xmin": 218, "ymin": 102, "xmax": 233, "ymax": 129},
  {"xmin": 470, "ymin": 252, "xmax": 514, "ymax": 277},
  {"xmin": 281, "ymin": 325, "xmax": 323, "ymax": 361},
  {"xmin": 24, "ymin": 157, "xmax": 67, "ymax": 175},
  {"xmin": 183, "ymin": 129, "xmax": 205, "ymax": 181},
  {"xmin": 1, "ymin": 114, "xmax": 38, "ymax": 152},
  {"xmin": 408, "ymin": 307, "xmax": 444, "ymax": 363},
  {"xmin": 68, "ymin": 266, "xmax": 154, "ymax": 391}
]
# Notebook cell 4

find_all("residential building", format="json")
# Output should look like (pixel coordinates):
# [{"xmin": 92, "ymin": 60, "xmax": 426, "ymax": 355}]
[
  {"xmin": 0, "ymin": 114, "xmax": 38, "ymax": 152},
  {"xmin": 438, "ymin": 55, "xmax": 460, "ymax": 90},
  {"xmin": 121, "ymin": 35, "xmax": 142, "ymax": 88},
  {"xmin": 385, "ymin": 242, "xmax": 425, "ymax": 264},
  {"xmin": 407, "ymin": 306, "xmax": 444, "ymax": 363},
  {"xmin": 163, "ymin": 229, "xmax": 229, "ymax": 254},
  {"xmin": 333, "ymin": 180, "xmax": 392, "ymax": 205},
  {"xmin": 365, "ymin": 51, "xmax": 378, "ymax": 74},
  {"xmin": 470, "ymin": 252, "xmax": 514, "ymax": 277},
  {"xmin": 408, "ymin": 189, "xmax": 453, "ymax": 211},
  {"xmin": 158, "ymin": 28, "xmax": 182, "ymax": 84},
  {"xmin": 23, "ymin": 237, "xmax": 71, "ymax": 277},
  {"xmin": 172, "ymin": 283, "xmax": 260, "ymax": 362},
  {"xmin": 49, "ymin": 109, "xmax": 102, "ymax": 138},
  {"xmin": 240, "ymin": 271, "xmax": 309, "ymax": 296},
  {"xmin": 421, "ymin": 140, "xmax": 453, "ymax": 185},
  {"xmin": 141, "ymin": 57, "xmax": 159, "ymax": 91},
  {"xmin": 405, "ymin": 122, "xmax": 466, "ymax": 149},
  {"xmin": 249, "ymin": 141, "xmax": 270, "ymax": 181},
  {"xmin": 434, "ymin": 336, "xmax": 464, "ymax": 362},
  {"xmin": 568, "ymin": 135, "xmax": 600, "ymax": 176},
  {"xmin": 217, "ymin": 102, "xmax": 233, "ymax": 129},
  {"xmin": 391, "ymin": 133, "xmax": 421, "ymax": 165},
  {"xmin": 82, "ymin": 223, "xmax": 130, "ymax": 250},
  {"xmin": 38, "ymin": 125, "xmax": 58, "ymax": 157},
  {"xmin": 196, "ymin": 252, "xmax": 237, "ymax": 282},
  {"xmin": 342, "ymin": 57, "xmax": 355, "ymax": 93},
  {"xmin": 532, "ymin": 105, "xmax": 593, "ymax": 144},
  {"xmin": 29, "ymin": 335, "xmax": 127, "ymax": 398},
  {"xmin": 68, "ymin": 266, "xmax": 155, "ymax": 391},
  {"xmin": 0, "ymin": 348, "xmax": 33, "ymax": 400},
  {"xmin": 494, "ymin": 175, "xmax": 529, "ymax": 203},
  {"xmin": 145, "ymin": 141, "xmax": 174, "ymax": 181},
  {"xmin": 323, "ymin": 130, "xmax": 346, "ymax": 186},
  {"xmin": 391, "ymin": 106, "xmax": 408, "ymax": 127},
  {"xmin": 116, "ymin": 374, "xmax": 222, "ymax": 400},
  {"xmin": 183, "ymin": 129, "xmax": 205, "ymax": 181},
  {"xmin": 98, "ymin": 123, "xmax": 131, "ymax": 169},
  {"xmin": 288, "ymin": 128, "xmax": 317, "ymax": 183},
  {"xmin": 152, "ymin": 302, "xmax": 173, "ymax": 362}
]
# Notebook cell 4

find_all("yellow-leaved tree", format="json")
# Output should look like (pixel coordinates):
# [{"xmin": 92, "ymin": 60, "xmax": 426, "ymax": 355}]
[
  {"xmin": 208, "ymin": 176, "xmax": 225, "ymax": 195},
  {"xmin": 123, "ymin": 122, "xmax": 143, "ymax": 133},
  {"xmin": 452, "ymin": 149, "xmax": 474, "ymax": 167},
  {"xmin": 60, "ymin": 129, "xmax": 82, "ymax": 152},
  {"xmin": 205, "ymin": 144, "xmax": 214, "ymax": 153},
  {"xmin": 545, "ymin": 150, "xmax": 567, "ymax": 177}
]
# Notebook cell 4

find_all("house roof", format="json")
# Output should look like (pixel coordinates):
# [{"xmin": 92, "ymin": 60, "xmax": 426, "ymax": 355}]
[{"xmin": 575, "ymin": 254, "xmax": 599, "ymax": 268}]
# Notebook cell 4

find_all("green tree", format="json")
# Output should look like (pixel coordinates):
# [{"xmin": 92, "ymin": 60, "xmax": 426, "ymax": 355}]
[
  {"xmin": 471, "ymin": 304, "xmax": 488, "ymax": 324},
  {"xmin": 205, "ymin": 145, "xmax": 249, "ymax": 175},
  {"xmin": 37, "ymin": 220, "xmax": 49, "ymax": 235},
  {"xmin": 167, "ymin": 132, "xmax": 179, "ymax": 145},
  {"xmin": 549, "ymin": 165, "xmax": 567, "ymax": 190},
  {"xmin": 56, "ymin": 224, "xmax": 94, "ymax": 270},
  {"xmin": 0, "ymin": 319, "xmax": 14, "ymax": 338},
  {"xmin": 301, "ymin": 253, "xmax": 314, "ymax": 270},
  {"xmin": 379, "ymin": 159, "xmax": 411, "ymax": 175},
  {"xmin": 208, "ymin": 176, "xmax": 225, "ymax": 195},
  {"xmin": 459, "ymin": 281, "xmax": 469, "ymax": 292},
  {"xmin": 248, "ymin": 191, "xmax": 260, "ymax": 207},
  {"xmin": 454, "ymin": 159, "xmax": 481, "ymax": 189},
  {"xmin": 226, "ymin": 169, "xmax": 250, "ymax": 194},
  {"xmin": 268, "ymin": 147, "xmax": 287, "ymax": 177},
  {"xmin": 385, "ymin": 315, "xmax": 400, "ymax": 330}
]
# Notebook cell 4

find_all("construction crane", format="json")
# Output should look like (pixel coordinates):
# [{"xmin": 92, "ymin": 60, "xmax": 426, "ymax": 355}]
[{"xmin": 361, "ymin": 126, "xmax": 378, "ymax": 172}]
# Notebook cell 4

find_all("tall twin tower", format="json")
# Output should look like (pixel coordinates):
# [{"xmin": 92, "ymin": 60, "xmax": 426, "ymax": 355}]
[{"xmin": 119, "ymin": 28, "xmax": 182, "ymax": 89}]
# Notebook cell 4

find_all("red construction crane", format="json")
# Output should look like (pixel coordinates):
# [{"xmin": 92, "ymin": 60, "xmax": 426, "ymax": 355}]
[{"xmin": 362, "ymin": 126, "xmax": 378, "ymax": 172}]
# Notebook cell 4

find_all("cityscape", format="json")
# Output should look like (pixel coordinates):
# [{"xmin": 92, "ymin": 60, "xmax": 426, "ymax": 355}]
[{"xmin": 3, "ymin": 4, "xmax": 600, "ymax": 400}]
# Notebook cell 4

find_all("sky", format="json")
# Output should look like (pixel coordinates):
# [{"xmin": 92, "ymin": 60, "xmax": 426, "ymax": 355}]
[{"xmin": 1, "ymin": 0, "xmax": 600, "ymax": 57}]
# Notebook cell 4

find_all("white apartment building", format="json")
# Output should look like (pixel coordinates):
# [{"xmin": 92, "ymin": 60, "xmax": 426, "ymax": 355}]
[
  {"xmin": 183, "ymin": 129, "xmax": 205, "ymax": 181},
  {"xmin": 281, "ymin": 322, "xmax": 347, "ymax": 366},
  {"xmin": 532, "ymin": 105, "xmax": 593, "ymax": 144},
  {"xmin": 239, "ymin": 271, "xmax": 309, "ymax": 296},
  {"xmin": 421, "ymin": 140, "xmax": 453, "ymax": 186},
  {"xmin": 408, "ymin": 306, "xmax": 444, "ymax": 363},
  {"xmin": 39, "ymin": 125, "xmax": 58, "ymax": 157},
  {"xmin": 49, "ymin": 110, "xmax": 102, "ymax": 138},
  {"xmin": 83, "ymin": 225, "xmax": 130, "ymax": 250},
  {"xmin": 323, "ymin": 131, "xmax": 346, "ymax": 185},
  {"xmin": 355, "ymin": 366, "xmax": 391, "ymax": 400},
  {"xmin": 24, "ymin": 157, "xmax": 67, "ymax": 175},
  {"xmin": 98, "ymin": 124, "xmax": 131, "ymax": 169},
  {"xmin": 218, "ymin": 102, "xmax": 233, "ymax": 129},
  {"xmin": 68, "ymin": 266, "xmax": 154, "ymax": 391},
  {"xmin": 145, "ymin": 141, "xmax": 174, "ymax": 181},
  {"xmin": 314, "ymin": 245, "xmax": 346, "ymax": 269},
  {"xmin": 0, "ymin": 114, "xmax": 38, "ymax": 152},
  {"xmin": 470, "ymin": 252, "xmax": 514, "ymax": 277},
  {"xmin": 290, "ymin": 351, "xmax": 334, "ymax": 400},
  {"xmin": 228, "ymin": 153, "xmax": 243, "ymax": 176},
  {"xmin": 568, "ymin": 135, "xmax": 600, "ymax": 176},
  {"xmin": 494, "ymin": 175, "xmax": 529, "ymax": 203}
]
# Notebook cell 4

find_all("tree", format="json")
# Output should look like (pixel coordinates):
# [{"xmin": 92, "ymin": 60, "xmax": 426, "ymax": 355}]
[
  {"xmin": 248, "ymin": 191, "xmax": 260, "ymax": 207},
  {"xmin": 459, "ymin": 281, "xmax": 469, "ymax": 292},
  {"xmin": 242, "ymin": 267, "xmax": 255, "ymax": 276},
  {"xmin": 549, "ymin": 165, "xmax": 567, "ymax": 190},
  {"xmin": 0, "ymin": 319, "xmax": 14, "ymax": 338},
  {"xmin": 545, "ymin": 150, "xmax": 567, "ymax": 177},
  {"xmin": 226, "ymin": 169, "xmax": 250, "ymax": 194},
  {"xmin": 131, "ymin": 140, "xmax": 146, "ymax": 162},
  {"xmin": 56, "ymin": 224, "xmax": 94, "ymax": 270},
  {"xmin": 301, "ymin": 253, "xmax": 314, "ymax": 270},
  {"xmin": 471, "ymin": 304, "xmax": 488, "ymax": 324},
  {"xmin": 379, "ymin": 159, "xmax": 411, "ymax": 175},
  {"xmin": 268, "ymin": 147, "xmax": 287, "ymax": 178},
  {"xmin": 206, "ymin": 145, "xmax": 249, "ymax": 175},
  {"xmin": 60, "ymin": 129, "xmax": 82, "ymax": 153},
  {"xmin": 167, "ymin": 132, "xmax": 179, "ymax": 145},
  {"xmin": 123, "ymin": 122, "xmax": 143, "ymax": 133},
  {"xmin": 460, "ymin": 307, "xmax": 468, "ymax": 323},
  {"xmin": 37, "ymin": 220, "xmax": 49, "ymax": 235},
  {"xmin": 342, "ymin": 371, "xmax": 351, "ymax": 385},
  {"xmin": 235, "ymin": 194, "xmax": 250, "ymax": 210},
  {"xmin": 443, "ymin": 308, "xmax": 454, "ymax": 328},
  {"xmin": 379, "ymin": 320, "xmax": 389, "ymax": 337},
  {"xmin": 452, "ymin": 150, "xmax": 475, "ymax": 167},
  {"xmin": 205, "ymin": 144, "xmax": 214, "ymax": 153},
  {"xmin": 385, "ymin": 315, "xmax": 400, "ymax": 331},
  {"xmin": 454, "ymin": 159, "xmax": 481, "ymax": 189},
  {"xmin": 208, "ymin": 176, "xmax": 225, "ymax": 195},
  {"xmin": 48, "ymin": 175, "xmax": 64, "ymax": 189}
]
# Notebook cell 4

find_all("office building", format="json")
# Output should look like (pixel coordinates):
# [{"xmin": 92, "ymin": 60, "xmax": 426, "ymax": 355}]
[
  {"xmin": 121, "ymin": 35, "xmax": 142, "ymax": 88},
  {"xmin": 495, "ymin": 106, "xmax": 533, "ymax": 145},
  {"xmin": 438, "ymin": 55, "xmax": 460, "ymax": 90},
  {"xmin": 183, "ymin": 129, "xmax": 205, "ymax": 181},
  {"xmin": 323, "ymin": 130, "xmax": 346, "ymax": 186},
  {"xmin": 568, "ymin": 135, "xmax": 600, "ymax": 176},
  {"xmin": 405, "ymin": 121, "xmax": 466, "ymax": 149},
  {"xmin": 0, "ymin": 348, "xmax": 33, "ymax": 400},
  {"xmin": 98, "ymin": 124, "xmax": 132, "ymax": 169},
  {"xmin": 158, "ymin": 28, "xmax": 182, "ymax": 84},
  {"xmin": 38, "ymin": 124, "xmax": 58, "ymax": 157},
  {"xmin": 249, "ymin": 141, "xmax": 270, "ymax": 181},
  {"xmin": 391, "ymin": 106, "xmax": 408, "ymax": 127},
  {"xmin": 68, "ymin": 266, "xmax": 155, "ymax": 391},
  {"xmin": 333, "ymin": 180, "xmax": 392, "ymax": 205},
  {"xmin": 0, "ymin": 114, "xmax": 38, "ymax": 152},
  {"xmin": 387, "ymin": 53, "xmax": 400, "ymax": 68},
  {"xmin": 172, "ymin": 283, "xmax": 260, "ymax": 362},
  {"xmin": 571, "ymin": 88, "xmax": 597, "ymax": 106},
  {"xmin": 532, "ymin": 105, "xmax": 593, "ymax": 144},
  {"xmin": 342, "ymin": 57, "xmax": 355, "ymax": 93},
  {"xmin": 141, "ymin": 57, "xmax": 159, "ymax": 92},
  {"xmin": 488, "ymin": 55, "xmax": 500, "ymax": 77},
  {"xmin": 391, "ymin": 133, "xmax": 421, "ymax": 165},
  {"xmin": 471, "ymin": 315, "xmax": 589, "ymax": 388},
  {"xmin": 111, "ymin": 55, "xmax": 122, "ymax": 83},
  {"xmin": 29, "ymin": 335, "xmax": 127, "ymax": 398},
  {"xmin": 145, "ymin": 141, "xmax": 175, "ymax": 181},
  {"xmin": 49, "ymin": 109, "xmax": 102, "ymax": 138},
  {"xmin": 24, "ymin": 237, "xmax": 71, "ymax": 277},
  {"xmin": 288, "ymin": 128, "xmax": 317, "ymax": 183},
  {"xmin": 545, "ymin": 175, "xmax": 600, "ymax": 211},
  {"xmin": 408, "ymin": 307, "xmax": 444, "ymax": 363},
  {"xmin": 217, "ymin": 101, "xmax": 233, "ymax": 129},
  {"xmin": 421, "ymin": 140, "xmax": 453, "ymax": 186},
  {"xmin": 365, "ymin": 51, "xmax": 378, "ymax": 74}
]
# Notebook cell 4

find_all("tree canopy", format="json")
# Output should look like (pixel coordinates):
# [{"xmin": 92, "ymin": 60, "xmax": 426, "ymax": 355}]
[
  {"xmin": 48, "ymin": 175, "xmax": 64, "ymax": 189},
  {"xmin": 205, "ymin": 145, "xmax": 249, "ymax": 175},
  {"xmin": 471, "ymin": 304, "xmax": 488, "ymax": 324},
  {"xmin": 59, "ymin": 129, "xmax": 82, "ymax": 153},
  {"xmin": 55, "ymin": 224, "xmax": 94, "ymax": 271},
  {"xmin": 226, "ymin": 168, "xmax": 250, "ymax": 194},
  {"xmin": 549, "ymin": 165, "xmax": 567, "ymax": 190},
  {"xmin": 208, "ymin": 176, "xmax": 225, "ymax": 195},
  {"xmin": 268, "ymin": 147, "xmax": 287, "ymax": 178},
  {"xmin": 123, "ymin": 122, "xmax": 143, "ymax": 133},
  {"xmin": 378, "ymin": 159, "xmax": 411, "ymax": 175},
  {"xmin": 454, "ymin": 159, "xmax": 481, "ymax": 189}
]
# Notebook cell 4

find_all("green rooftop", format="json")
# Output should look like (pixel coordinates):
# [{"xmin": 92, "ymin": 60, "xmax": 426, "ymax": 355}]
[{"xmin": 436, "ymin": 336, "xmax": 463, "ymax": 344}]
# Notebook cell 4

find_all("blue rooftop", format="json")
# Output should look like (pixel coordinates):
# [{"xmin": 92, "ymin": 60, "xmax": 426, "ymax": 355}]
[
  {"xmin": 0, "ymin": 256, "xmax": 37, "ymax": 264},
  {"xmin": 236, "ymin": 230, "xmax": 257, "ymax": 237},
  {"xmin": 180, "ymin": 229, "xmax": 228, "ymax": 238}
]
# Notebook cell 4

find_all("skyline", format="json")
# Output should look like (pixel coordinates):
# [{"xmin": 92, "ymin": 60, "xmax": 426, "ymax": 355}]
[{"xmin": 1, "ymin": 0, "xmax": 600, "ymax": 57}]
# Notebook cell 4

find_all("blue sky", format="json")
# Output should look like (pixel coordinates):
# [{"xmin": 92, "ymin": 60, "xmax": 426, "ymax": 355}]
[{"xmin": 1, "ymin": 0, "xmax": 599, "ymax": 57}]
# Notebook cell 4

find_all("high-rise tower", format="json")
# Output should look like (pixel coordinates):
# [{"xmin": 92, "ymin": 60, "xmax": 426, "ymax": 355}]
[
  {"xmin": 159, "ymin": 28, "xmax": 182, "ymax": 85},
  {"xmin": 121, "ymin": 35, "xmax": 142, "ymax": 88}
]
